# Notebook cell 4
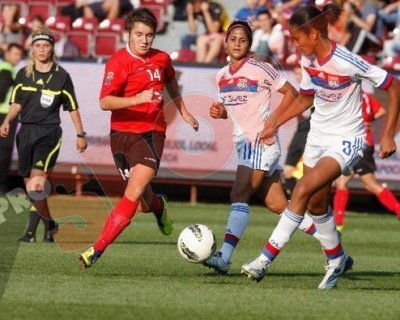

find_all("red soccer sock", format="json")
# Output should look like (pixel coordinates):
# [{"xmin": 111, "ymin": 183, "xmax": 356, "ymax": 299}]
[
  {"xmin": 377, "ymin": 188, "xmax": 400, "ymax": 216},
  {"xmin": 149, "ymin": 193, "xmax": 164, "ymax": 216},
  {"xmin": 333, "ymin": 189, "xmax": 349, "ymax": 226},
  {"xmin": 94, "ymin": 196, "xmax": 139, "ymax": 253}
]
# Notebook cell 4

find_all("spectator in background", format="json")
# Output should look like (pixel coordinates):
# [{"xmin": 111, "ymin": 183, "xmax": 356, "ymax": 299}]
[
  {"xmin": 334, "ymin": 92, "xmax": 400, "ymax": 231},
  {"xmin": 378, "ymin": 0, "xmax": 400, "ymax": 33},
  {"xmin": 323, "ymin": 2, "xmax": 350, "ymax": 46},
  {"xmin": 235, "ymin": 0, "xmax": 265, "ymax": 27},
  {"xmin": 267, "ymin": 0, "xmax": 305, "ymax": 28},
  {"xmin": 0, "ymin": 43, "xmax": 24, "ymax": 194},
  {"xmin": 24, "ymin": 15, "xmax": 45, "ymax": 51},
  {"xmin": 250, "ymin": 9, "xmax": 285, "ymax": 64},
  {"xmin": 61, "ymin": 0, "xmax": 133, "ymax": 22},
  {"xmin": 83, "ymin": 0, "xmax": 133, "ymax": 21},
  {"xmin": 343, "ymin": 0, "xmax": 383, "ymax": 56},
  {"xmin": 180, "ymin": 0, "xmax": 229, "ymax": 64},
  {"xmin": 379, "ymin": 1, "xmax": 400, "ymax": 64},
  {"xmin": 0, "ymin": 4, "xmax": 24, "ymax": 54}
]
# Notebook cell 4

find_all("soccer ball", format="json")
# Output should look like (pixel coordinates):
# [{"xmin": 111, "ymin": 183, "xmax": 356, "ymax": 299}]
[{"xmin": 177, "ymin": 224, "xmax": 217, "ymax": 263}]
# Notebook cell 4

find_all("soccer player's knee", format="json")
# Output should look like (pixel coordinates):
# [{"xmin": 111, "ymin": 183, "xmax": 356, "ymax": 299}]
[
  {"xmin": 230, "ymin": 187, "xmax": 249, "ymax": 203},
  {"xmin": 268, "ymin": 201, "xmax": 286, "ymax": 215}
]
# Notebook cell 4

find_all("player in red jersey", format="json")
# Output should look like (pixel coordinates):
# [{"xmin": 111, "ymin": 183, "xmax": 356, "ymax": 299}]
[
  {"xmin": 334, "ymin": 92, "xmax": 400, "ymax": 231},
  {"xmin": 79, "ymin": 8, "xmax": 199, "ymax": 269}
]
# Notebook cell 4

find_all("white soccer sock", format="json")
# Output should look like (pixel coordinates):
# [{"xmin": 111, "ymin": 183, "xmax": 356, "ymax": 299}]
[
  {"xmin": 297, "ymin": 211, "xmax": 319, "ymax": 238},
  {"xmin": 219, "ymin": 202, "xmax": 250, "ymax": 263},
  {"xmin": 310, "ymin": 207, "xmax": 344, "ymax": 266},
  {"xmin": 261, "ymin": 208, "xmax": 303, "ymax": 261}
]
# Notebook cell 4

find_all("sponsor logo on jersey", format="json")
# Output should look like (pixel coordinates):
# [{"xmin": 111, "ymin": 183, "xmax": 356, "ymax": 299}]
[{"xmin": 104, "ymin": 72, "xmax": 114, "ymax": 86}]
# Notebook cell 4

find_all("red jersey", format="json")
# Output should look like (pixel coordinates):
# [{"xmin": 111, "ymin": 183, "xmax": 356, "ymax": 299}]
[
  {"xmin": 361, "ymin": 92, "xmax": 383, "ymax": 146},
  {"xmin": 100, "ymin": 45, "xmax": 176, "ymax": 133}
]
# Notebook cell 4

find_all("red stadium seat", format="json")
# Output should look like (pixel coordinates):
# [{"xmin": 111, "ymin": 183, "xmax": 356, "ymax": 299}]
[
  {"xmin": 27, "ymin": 2, "xmax": 54, "ymax": 20},
  {"xmin": 66, "ymin": 32, "xmax": 91, "ymax": 57},
  {"xmin": 65, "ymin": 18, "xmax": 98, "ymax": 57},
  {"xmin": 141, "ymin": 0, "xmax": 169, "ymax": 10},
  {"xmin": 46, "ymin": 15, "xmax": 71, "ymax": 41},
  {"xmin": 144, "ymin": 4, "xmax": 165, "ymax": 33},
  {"xmin": 71, "ymin": 17, "xmax": 98, "ymax": 33},
  {"xmin": 46, "ymin": 15, "xmax": 71, "ymax": 32},
  {"xmin": 93, "ymin": 18, "xmax": 125, "ymax": 58},
  {"xmin": 93, "ymin": 33, "xmax": 120, "ymax": 58}
]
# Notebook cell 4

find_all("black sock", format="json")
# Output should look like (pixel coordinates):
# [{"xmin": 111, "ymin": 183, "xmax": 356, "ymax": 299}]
[{"xmin": 26, "ymin": 209, "xmax": 41, "ymax": 236}]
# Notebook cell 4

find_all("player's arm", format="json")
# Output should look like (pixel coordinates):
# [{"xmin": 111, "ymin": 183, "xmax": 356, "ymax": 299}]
[
  {"xmin": 100, "ymin": 90, "xmax": 155, "ymax": 111},
  {"xmin": 0, "ymin": 102, "xmax": 21, "ymax": 137},
  {"xmin": 69, "ymin": 110, "xmax": 87, "ymax": 153},
  {"xmin": 165, "ymin": 78, "xmax": 199, "ymax": 131},
  {"xmin": 210, "ymin": 102, "xmax": 227, "ymax": 119},
  {"xmin": 260, "ymin": 91, "xmax": 313, "ymax": 144},
  {"xmin": 379, "ymin": 78, "xmax": 400, "ymax": 159},
  {"xmin": 201, "ymin": 1, "xmax": 220, "ymax": 34},
  {"xmin": 0, "ymin": 70, "xmax": 13, "ymax": 102},
  {"xmin": 186, "ymin": 2, "xmax": 197, "ymax": 33}
]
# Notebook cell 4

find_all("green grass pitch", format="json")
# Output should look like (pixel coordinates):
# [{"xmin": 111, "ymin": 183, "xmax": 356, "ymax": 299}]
[{"xmin": 1, "ymin": 196, "xmax": 400, "ymax": 319}]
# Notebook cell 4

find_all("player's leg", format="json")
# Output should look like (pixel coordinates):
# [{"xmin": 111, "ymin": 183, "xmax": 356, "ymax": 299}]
[
  {"xmin": 241, "ymin": 158, "xmax": 342, "ymax": 281},
  {"xmin": 204, "ymin": 165, "xmax": 264, "ymax": 273},
  {"xmin": 204, "ymin": 35, "xmax": 223, "ymax": 63},
  {"xmin": 195, "ymin": 34, "xmax": 208, "ymax": 63},
  {"xmin": 139, "ymin": 184, "xmax": 173, "ymax": 235},
  {"xmin": 79, "ymin": 163, "xmax": 155, "ymax": 269},
  {"xmin": 333, "ymin": 174, "xmax": 353, "ymax": 231},
  {"xmin": 257, "ymin": 171, "xmax": 318, "ymax": 237},
  {"xmin": 361, "ymin": 173, "xmax": 400, "ymax": 217}
]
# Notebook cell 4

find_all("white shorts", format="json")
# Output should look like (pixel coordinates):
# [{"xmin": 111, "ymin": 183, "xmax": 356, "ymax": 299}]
[
  {"xmin": 235, "ymin": 135, "xmax": 282, "ymax": 176},
  {"xmin": 303, "ymin": 132, "xmax": 367, "ymax": 175}
]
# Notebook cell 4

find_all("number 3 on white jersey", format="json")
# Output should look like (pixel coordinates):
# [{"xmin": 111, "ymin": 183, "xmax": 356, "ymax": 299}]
[{"xmin": 146, "ymin": 68, "xmax": 161, "ymax": 81}]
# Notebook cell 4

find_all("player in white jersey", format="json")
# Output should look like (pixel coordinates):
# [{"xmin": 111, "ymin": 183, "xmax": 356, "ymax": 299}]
[
  {"xmin": 241, "ymin": 6, "xmax": 400, "ymax": 289},
  {"xmin": 203, "ymin": 20, "xmax": 322, "ymax": 274}
]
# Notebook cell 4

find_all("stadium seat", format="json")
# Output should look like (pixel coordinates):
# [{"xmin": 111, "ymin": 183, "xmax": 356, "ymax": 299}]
[
  {"xmin": 46, "ymin": 15, "xmax": 71, "ymax": 41},
  {"xmin": 66, "ymin": 18, "xmax": 98, "ymax": 57},
  {"xmin": 71, "ymin": 17, "xmax": 98, "ymax": 32},
  {"xmin": 93, "ymin": 18, "xmax": 125, "ymax": 58},
  {"xmin": 54, "ymin": 0, "xmax": 74, "ymax": 16},
  {"xmin": 94, "ymin": 33, "xmax": 120, "ymax": 58},
  {"xmin": 66, "ymin": 32, "xmax": 91, "ymax": 57},
  {"xmin": 144, "ymin": 4, "xmax": 165, "ymax": 33},
  {"xmin": 27, "ymin": 2, "xmax": 54, "ymax": 20},
  {"xmin": 141, "ymin": 0, "xmax": 170, "ymax": 10}
]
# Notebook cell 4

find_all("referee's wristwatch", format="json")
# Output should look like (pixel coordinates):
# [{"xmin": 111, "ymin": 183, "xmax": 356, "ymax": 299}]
[{"xmin": 77, "ymin": 131, "xmax": 87, "ymax": 138}]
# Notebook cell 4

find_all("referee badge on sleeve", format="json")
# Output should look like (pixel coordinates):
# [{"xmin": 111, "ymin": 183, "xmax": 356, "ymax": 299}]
[{"xmin": 40, "ymin": 91, "xmax": 55, "ymax": 108}]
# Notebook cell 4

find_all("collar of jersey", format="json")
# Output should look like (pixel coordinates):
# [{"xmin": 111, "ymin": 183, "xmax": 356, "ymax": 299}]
[
  {"xmin": 229, "ymin": 56, "xmax": 248, "ymax": 75},
  {"xmin": 317, "ymin": 41, "xmax": 336, "ymax": 66},
  {"xmin": 126, "ymin": 43, "xmax": 149, "ymax": 63}
]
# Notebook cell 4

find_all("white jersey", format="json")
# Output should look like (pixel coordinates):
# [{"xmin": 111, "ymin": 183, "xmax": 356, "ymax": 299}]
[
  {"xmin": 215, "ymin": 57, "xmax": 287, "ymax": 142},
  {"xmin": 300, "ymin": 43, "xmax": 393, "ymax": 138}
]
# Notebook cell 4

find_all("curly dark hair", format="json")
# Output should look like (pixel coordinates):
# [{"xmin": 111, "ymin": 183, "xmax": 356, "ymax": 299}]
[{"xmin": 126, "ymin": 7, "xmax": 158, "ymax": 33}]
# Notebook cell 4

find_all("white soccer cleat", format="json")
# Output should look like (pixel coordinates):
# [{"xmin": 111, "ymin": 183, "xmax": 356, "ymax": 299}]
[
  {"xmin": 241, "ymin": 257, "xmax": 271, "ymax": 282},
  {"xmin": 318, "ymin": 255, "xmax": 353, "ymax": 289},
  {"xmin": 203, "ymin": 251, "xmax": 231, "ymax": 274}
]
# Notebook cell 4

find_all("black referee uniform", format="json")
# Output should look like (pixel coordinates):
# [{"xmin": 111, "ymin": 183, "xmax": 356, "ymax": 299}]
[{"xmin": 11, "ymin": 64, "xmax": 79, "ymax": 177}]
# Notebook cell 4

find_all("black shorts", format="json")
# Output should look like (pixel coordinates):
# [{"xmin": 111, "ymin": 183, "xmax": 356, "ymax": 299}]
[
  {"xmin": 353, "ymin": 145, "xmax": 376, "ymax": 175},
  {"xmin": 110, "ymin": 130, "xmax": 165, "ymax": 180},
  {"xmin": 16, "ymin": 124, "xmax": 62, "ymax": 177},
  {"xmin": 285, "ymin": 119, "xmax": 310, "ymax": 166}
]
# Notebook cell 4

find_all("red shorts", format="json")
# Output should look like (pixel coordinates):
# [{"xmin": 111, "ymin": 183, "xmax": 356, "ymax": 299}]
[{"xmin": 110, "ymin": 130, "xmax": 165, "ymax": 180}]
